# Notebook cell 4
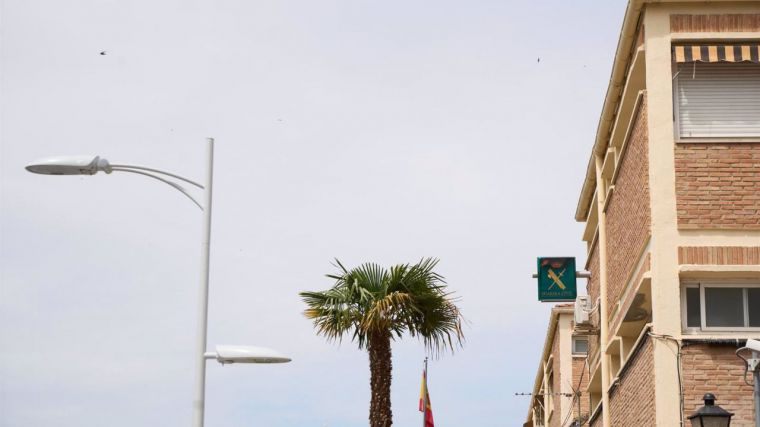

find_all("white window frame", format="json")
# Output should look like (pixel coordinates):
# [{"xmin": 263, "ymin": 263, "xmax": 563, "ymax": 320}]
[
  {"xmin": 672, "ymin": 61, "xmax": 760, "ymax": 143},
  {"xmin": 572, "ymin": 336, "xmax": 588, "ymax": 356},
  {"xmin": 681, "ymin": 282, "xmax": 760, "ymax": 333}
]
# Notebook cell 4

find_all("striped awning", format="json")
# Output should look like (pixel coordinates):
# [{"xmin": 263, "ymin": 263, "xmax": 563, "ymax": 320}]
[{"xmin": 673, "ymin": 45, "xmax": 759, "ymax": 63}]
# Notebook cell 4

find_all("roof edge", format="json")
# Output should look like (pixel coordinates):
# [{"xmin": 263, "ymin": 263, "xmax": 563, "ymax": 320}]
[
  {"xmin": 525, "ymin": 305, "xmax": 574, "ymax": 423},
  {"xmin": 575, "ymin": 0, "xmax": 645, "ymax": 222},
  {"xmin": 575, "ymin": 0, "xmax": 760, "ymax": 222}
]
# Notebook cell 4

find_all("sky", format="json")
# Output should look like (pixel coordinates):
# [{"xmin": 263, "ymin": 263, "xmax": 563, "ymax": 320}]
[{"xmin": 0, "ymin": 1, "xmax": 627, "ymax": 425}]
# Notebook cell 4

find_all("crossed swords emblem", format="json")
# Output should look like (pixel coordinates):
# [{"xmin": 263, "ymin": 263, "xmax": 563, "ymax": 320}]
[{"xmin": 547, "ymin": 268, "xmax": 567, "ymax": 290}]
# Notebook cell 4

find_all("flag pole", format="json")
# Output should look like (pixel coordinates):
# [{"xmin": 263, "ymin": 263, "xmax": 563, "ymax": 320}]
[{"xmin": 422, "ymin": 357, "xmax": 428, "ymax": 427}]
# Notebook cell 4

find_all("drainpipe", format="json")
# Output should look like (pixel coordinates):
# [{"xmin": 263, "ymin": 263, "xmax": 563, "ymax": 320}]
[{"xmin": 594, "ymin": 154, "xmax": 611, "ymax": 427}]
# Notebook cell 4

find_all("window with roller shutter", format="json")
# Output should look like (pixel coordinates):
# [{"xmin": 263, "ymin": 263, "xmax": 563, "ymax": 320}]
[{"xmin": 672, "ymin": 45, "xmax": 760, "ymax": 140}]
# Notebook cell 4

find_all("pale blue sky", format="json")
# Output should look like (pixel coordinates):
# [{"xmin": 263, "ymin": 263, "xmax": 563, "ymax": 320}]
[{"xmin": 1, "ymin": 1, "xmax": 626, "ymax": 425}]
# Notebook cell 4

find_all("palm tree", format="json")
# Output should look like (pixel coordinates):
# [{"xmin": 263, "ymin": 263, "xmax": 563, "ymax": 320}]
[{"xmin": 299, "ymin": 258, "xmax": 464, "ymax": 427}]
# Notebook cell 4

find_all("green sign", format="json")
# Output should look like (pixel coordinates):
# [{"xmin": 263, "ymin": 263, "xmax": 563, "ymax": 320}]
[{"xmin": 537, "ymin": 257, "xmax": 577, "ymax": 302}]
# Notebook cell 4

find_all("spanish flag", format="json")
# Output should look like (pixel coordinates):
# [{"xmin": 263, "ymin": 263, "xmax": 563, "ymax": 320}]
[{"xmin": 419, "ymin": 364, "xmax": 434, "ymax": 427}]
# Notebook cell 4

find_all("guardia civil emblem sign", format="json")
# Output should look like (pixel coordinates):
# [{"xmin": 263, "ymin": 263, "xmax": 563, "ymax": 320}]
[{"xmin": 537, "ymin": 257, "xmax": 577, "ymax": 302}]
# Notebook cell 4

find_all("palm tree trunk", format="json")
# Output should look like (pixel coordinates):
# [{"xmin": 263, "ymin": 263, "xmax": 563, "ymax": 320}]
[{"xmin": 368, "ymin": 331, "xmax": 393, "ymax": 427}]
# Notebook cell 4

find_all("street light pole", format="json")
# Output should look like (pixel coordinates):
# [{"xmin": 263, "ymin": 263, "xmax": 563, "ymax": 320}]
[
  {"xmin": 193, "ymin": 137, "xmax": 214, "ymax": 427},
  {"xmin": 753, "ymin": 350, "xmax": 760, "ymax": 427},
  {"xmin": 25, "ymin": 138, "xmax": 291, "ymax": 427},
  {"xmin": 735, "ymin": 340, "xmax": 760, "ymax": 427}
]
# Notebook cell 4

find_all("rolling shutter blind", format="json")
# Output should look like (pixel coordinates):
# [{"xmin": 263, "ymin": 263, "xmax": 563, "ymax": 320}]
[{"xmin": 675, "ymin": 62, "xmax": 760, "ymax": 139}]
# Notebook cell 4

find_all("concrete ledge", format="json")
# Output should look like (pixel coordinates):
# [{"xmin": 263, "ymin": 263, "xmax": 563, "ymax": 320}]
[{"xmin": 679, "ymin": 264, "xmax": 760, "ymax": 279}]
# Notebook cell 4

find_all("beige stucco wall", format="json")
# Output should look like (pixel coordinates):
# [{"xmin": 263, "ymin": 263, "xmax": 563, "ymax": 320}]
[{"xmin": 580, "ymin": 3, "xmax": 760, "ymax": 426}]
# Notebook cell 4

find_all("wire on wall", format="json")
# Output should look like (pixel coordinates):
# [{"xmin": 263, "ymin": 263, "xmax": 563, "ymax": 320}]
[{"xmin": 648, "ymin": 332, "xmax": 684, "ymax": 427}]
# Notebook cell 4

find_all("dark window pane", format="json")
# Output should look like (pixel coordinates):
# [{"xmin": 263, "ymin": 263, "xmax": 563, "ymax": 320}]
[
  {"xmin": 686, "ymin": 287, "xmax": 701, "ymax": 328},
  {"xmin": 705, "ymin": 288, "xmax": 744, "ymax": 327},
  {"xmin": 573, "ymin": 338, "xmax": 588, "ymax": 354},
  {"xmin": 749, "ymin": 288, "xmax": 760, "ymax": 327}
]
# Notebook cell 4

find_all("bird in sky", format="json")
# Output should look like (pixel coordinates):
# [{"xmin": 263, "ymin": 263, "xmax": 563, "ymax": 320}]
[
  {"xmin": 537, "ymin": 57, "xmax": 540, "ymax": 63},
  {"xmin": 99, "ymin": 51, "xmax": 107, "ymax": 55}
]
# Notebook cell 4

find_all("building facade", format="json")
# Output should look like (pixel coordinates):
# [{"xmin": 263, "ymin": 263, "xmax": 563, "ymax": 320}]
[
  {"xmin": 529, "ymin": 1, "xmax": 760, "ymax": 426},
  {"xmin": 525, "ymin": 305, "xmax": 590, "ymax": 427}
]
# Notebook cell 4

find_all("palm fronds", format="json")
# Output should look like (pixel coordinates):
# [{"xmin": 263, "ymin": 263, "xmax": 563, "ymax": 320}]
[{"xmin": 299, "ymin": 258, "xmax": 464, "ymax": 354}]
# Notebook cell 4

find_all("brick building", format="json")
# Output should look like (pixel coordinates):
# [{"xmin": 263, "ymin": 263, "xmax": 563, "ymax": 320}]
[
  {"xmin": 524, "ymin": 305, "xmax": 590, "ymax": 427},
  {"xmin": 527, "ymin": 1, "xmax": 759, "ymax": 426}
]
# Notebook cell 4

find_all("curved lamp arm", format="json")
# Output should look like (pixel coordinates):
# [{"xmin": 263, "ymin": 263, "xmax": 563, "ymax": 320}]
[
  {"xmin": 110, "ymin": 167, "xmax": 203, "ymax": 210},
  {"xmin": 109, "ymin": 164, "xmax": 204, "ymax": 189},
  {"xmin": 25, "ymin": 155, "xmax": 205, "ymax": 210},
  {"xmin": 26, "ymin": 139, "xmax": 229, "ymax": 427}
]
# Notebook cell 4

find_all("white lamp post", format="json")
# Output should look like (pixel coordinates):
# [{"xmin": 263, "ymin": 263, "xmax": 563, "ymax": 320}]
[
  {"xmin": 26, "ymin": 138, "xmax": 290, "ymax": 427},
  {"xmin": 736, "ymin": 339, "xmax": 760, "ymax": 427}
]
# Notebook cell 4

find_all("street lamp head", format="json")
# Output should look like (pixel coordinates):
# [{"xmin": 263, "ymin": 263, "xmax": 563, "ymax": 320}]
[
  {"xmin": 688, "ymin": 393, "xmax": 734, "ymax": 427},
  {"xmin": 26, "ymin": 156, "xmax": 111, "ymax": 175},
  {"xmin": 744, "ymin": 338, "xmax": 760, "ymax": 353},
  {"xmin": 213, "ymin": 345, "xmax": 291, "ymax": 365}
]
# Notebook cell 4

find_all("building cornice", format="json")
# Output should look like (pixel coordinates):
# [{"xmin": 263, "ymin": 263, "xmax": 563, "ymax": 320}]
[
  {"xmin": 575, "ymin": 0, "xmax": 645, "ymax": 222},
  {"xmin": 524, "ymin": 305, "xmax": 574, "ymax": 424},
  {"xmin": 574, "ymin": 0, "xmax": 758, "ymax": 222}
]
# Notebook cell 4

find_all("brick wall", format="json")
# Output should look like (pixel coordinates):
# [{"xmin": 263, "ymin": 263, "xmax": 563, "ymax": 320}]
[
  {"xmin": 635, "ymin": 22, "xmax": 644, "ymax": 49},
  {"xmin": 678, "ymin": 246, "xmax": 760, "ymax": 264},
  {"xmin": 681, "ymin": 343, "xmax": 756, "ymax": 426},
  {"xmin": 670, "ymin": 14, "xmax": 760, "ymax": 32},
  {"xmin": 609, "ymin": 338, "xmax": 656, "ymax": 426},
  {"xmin": 584, "ymin": 246, "xmax": 602, "ymax": 424},
  {"xmin": 571, "ymin": 356, "xmax": 590, "ymax": 424},
  {"xmin": 586, "ymin": 243, "xmax": 601, "ymax": 366},
  {"xmin": 610, "ymin": 254, "xmax": 650, "ymax": 335},
  {"xmin": 675, "ymin": 143, "xmax": 760, "ymax": 229},
  {"xmin": 605, "ymin": 97, "xmax": 651, "ymax": 316},
  {"xmin": 550, "ymin": 328, "xmax": 561, "ymax": 427}
]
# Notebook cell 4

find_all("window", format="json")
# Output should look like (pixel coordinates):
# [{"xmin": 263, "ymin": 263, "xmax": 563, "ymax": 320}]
[
  {"xmin": 673, "ymin": 62, "xmax": 760, "ymax": 139},
  {"xmin": 572, "ymin": 337, "xmax": 588, "ymax": 355},
  {"xmin": 533, "ymin": 406, "xmax": 545, "ymax": 427},
  {"xmin": 683, "ymin": 283, "xmax": 760, "ymax": 331}
]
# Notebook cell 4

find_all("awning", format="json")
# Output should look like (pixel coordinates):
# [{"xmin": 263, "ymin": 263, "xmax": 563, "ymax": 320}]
[{"xmin": 673, "ymin": 45, "xmax": 759, "ymax": 63}]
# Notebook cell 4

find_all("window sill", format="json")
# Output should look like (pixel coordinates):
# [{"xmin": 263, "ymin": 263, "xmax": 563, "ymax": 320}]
[
  {"xmin": 681, "ymin": 331, "xmax": 760, "ymax": 338},
  {"xmin": 676, "ymin": 137, "xmax": 760, "ymax": 144},
  {"xmin": 588, "ymin": 402, "xmax": 603, "ymax": 426},
  {"xmin": 607, "ymin": 324, "xmax": 652, "ymax": 397},
  {"xmin": 602, "ymin": 185, "xmax": 615, "ymax": 214}
]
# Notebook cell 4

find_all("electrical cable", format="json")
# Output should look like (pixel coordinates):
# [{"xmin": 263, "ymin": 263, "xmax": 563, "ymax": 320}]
[
  {"xmin": 648, "ymin": 332, "xmax": 684, "ymax": 427},
  {"xmin": 574, "ymin": 355, "xmax": 590, "ymax": 425},
  {"xmin": 558, "ymin": 350, "xmax": 592, "ymax": 427},
  {"xmin": 743, "ymin": 365, "xmax": 754, "ymax": 386},
  {"xmin": 736, "ymin": 348, "xmax": 757, "ymax": 387},
  {"xmin": 559, "ymin": 388, "xmax": 579, "ymax": 427}
]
